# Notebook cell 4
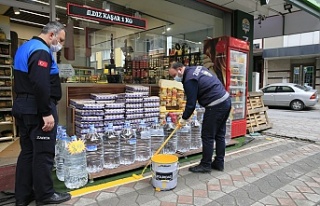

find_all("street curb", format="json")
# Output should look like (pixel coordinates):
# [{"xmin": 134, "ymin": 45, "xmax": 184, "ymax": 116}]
[{"xmin": 261, "ymin": 131, "xmax": 318, "ymax": 144}]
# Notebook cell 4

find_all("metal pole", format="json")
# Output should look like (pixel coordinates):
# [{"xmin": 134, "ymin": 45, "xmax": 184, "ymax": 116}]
[{"xmin": 50, "ymin": 0, "xmax": 57, "ymax": 60}]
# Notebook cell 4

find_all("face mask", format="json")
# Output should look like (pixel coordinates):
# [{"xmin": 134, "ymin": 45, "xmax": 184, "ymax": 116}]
[
  {"xmin": 50, "ymin": 36, "xmax": 62, "ymax": 52},
  {"xmin": 174, "ymin": 75, "xmax": 182, "ymax": 82}
]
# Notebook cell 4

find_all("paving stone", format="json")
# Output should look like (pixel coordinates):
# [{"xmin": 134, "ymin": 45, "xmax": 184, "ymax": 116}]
[
  {"xmin": 73, "ymin": 198, "xmax": 97, "ymax": 206},
  {"xmin": 293, "ymin": 199, "xmax": 316, "ymax": 206},
  {"xmin": 193, "ymin": 197, "xmax": 212, "ymax": 206},
  {"xmin": 159, "ymin": 201, "xmax": 176, "ymax": 206},
  {"xmin": 251, "ymin": 202, "xmax": 265, "ymax": 206},
  {"xmin": 271, "ymin": 189, "xmax": 290, "ymax": 198},
  {"xmin": 115, "ymin": 186, "xmax": 136, "ymax": 195},
  {"xmin": 207, "ymin": 190, "xmax": 226, "ymax": 200},
  {"xmin": 259, "ymin": 196, "xmax": 279, "ymax": 205},
  {"xmin": 177, "ymin": 195, "xmax": 193, "ymax": 204},
  {"xmin": 220, "ymin": 185, "xmax": 238, "ymax": 193},
  {"xmin": 96, "ymin": 196, "xmax": 120, "ymax": 206},
  {"xmin": 241, "ymin": 184, "xmax": 267, "ymax": 201},
  {"xmin": 214, "ymin": 194, "xmax": 236, "ymax": 205},
  {"xmin": 157, "ymin": 193, "xmax": 178, "ymax": 203},
  {"xmin": 138, "ymin": 199, "xmax": 161, "ymax": 206},
  {"xmin": 136, "ymin": 194, "xmax": 159, "ymax": 205},
  {"xmin": 203, "ymin": 200, "xmax": 221, "ymax": 206},
  {"xmin": 280, "ymin": 185, "xmax": 299, "ymax": 192},
  {"xmin": 134, "ymin": 181, "xmax": 152, "ymax": 190},
  {"xmin": 303, "ymin": 193, "xmax": 320, "ymax": 202},
  {"xmin": 175, "ymin": 188, "xmax": 193, "ymax": 196},
  {"xmin": 96, "ymin": 192, "xmax": 117, "ymax": 202},
  {"xmin": 277, "ymin": 197, "xmax": 297, "ymax": 206}
]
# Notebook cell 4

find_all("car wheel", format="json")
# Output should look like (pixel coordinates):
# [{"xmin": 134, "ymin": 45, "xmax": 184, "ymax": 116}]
[{"xmin": 290, "ymin": 100, "xmax": 304, "ymax": 111}]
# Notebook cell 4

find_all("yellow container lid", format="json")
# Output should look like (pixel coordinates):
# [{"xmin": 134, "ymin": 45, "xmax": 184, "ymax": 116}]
[{"xmin": 151, "ymin": 154, "xmax": 178, "ymax": 164}]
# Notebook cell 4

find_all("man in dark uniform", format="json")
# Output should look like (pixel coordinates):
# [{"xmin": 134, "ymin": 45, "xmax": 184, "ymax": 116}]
[
  {"xmin": 13, "ymin": 21, "xmax": 71, "ymax": 206},
  {"xmin": 168, "ymin": 62, "xmax": 231, "ymax": 173}
]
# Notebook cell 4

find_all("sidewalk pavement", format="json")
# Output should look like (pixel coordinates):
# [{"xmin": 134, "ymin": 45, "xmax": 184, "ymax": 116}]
[{"xmin": 6, "ymin": 106, "xmax": 320, "ymax": 206}]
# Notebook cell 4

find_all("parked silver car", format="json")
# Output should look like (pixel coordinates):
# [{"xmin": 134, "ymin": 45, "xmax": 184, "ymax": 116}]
[{"xmin": 260, "ymin": 83, "xmax": 319, "ymax": 111}]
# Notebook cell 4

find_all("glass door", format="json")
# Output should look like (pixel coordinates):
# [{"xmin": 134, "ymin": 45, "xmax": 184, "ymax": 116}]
[
  {"xmin": 292, "ymin": 65, "xmax": 315, "ymax": 88},
  {"xmin": 229, "ymin": 50, "xmax": 247, "ymax": 120}
]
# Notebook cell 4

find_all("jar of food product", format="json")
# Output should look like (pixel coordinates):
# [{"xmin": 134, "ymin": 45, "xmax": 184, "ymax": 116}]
[
  {"xmin": 172, "ymin": 88, "xmax": 177, "ymax": 98},
  {"xmin": 160, "ymin": 99, "xmax": 167, "ymax": 106},
  {"xmin": 166, "ymin": 97, "xmax": 172, "ymax": 106},
  {"xmin": 0, "ymin": 28, "xmax": 6, "ymax": 41},
  {"xmin": 167, "ymin": 88, "xmax": 172, "ymax": 98},
  {"xmin": 171, "ymin": 98, "xmax": 177, "ymax": 106}
]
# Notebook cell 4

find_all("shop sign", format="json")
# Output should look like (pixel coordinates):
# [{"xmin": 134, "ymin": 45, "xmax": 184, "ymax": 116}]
[
  {"xmin": 58, "ymin": 64, "xmax": 75, "ymax": 77},
  {"xmin": 67, "ymin": 3, "xmax": 147, "ymax": 29}
]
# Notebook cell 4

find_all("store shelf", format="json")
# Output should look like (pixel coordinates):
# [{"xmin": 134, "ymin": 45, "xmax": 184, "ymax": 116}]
[
  {"xmin": 0, "ymin": 41, "xmax": 15, "ymax": 142},
  {"xmin": 0, "ymin": 97, "xmax": 12, "ymax": 100},
  {"xmin": 0, "ymin": 54, "xmax": 11, "ymax": 58},
  {"xmin": 0, "ymin": 87, "xmax": 12, "ymax": 90},
  {"xmin": 0, "ymin": 136, "xmax": 14, "ymax": 141},
  {"xmin": 0, "ymin": 108, "xmax": 12, "ymax": 112},
  {"xmin": 0, "ymin": 76, "xmax": 11, "ymax": 79},
  {"xmin": 229, "ymin": 86, "xmax": 245, "ymax": 89},
  {"xmin": 0, "ymin": 65, "xmax": 11, "ymax": 68},
  {"xmin": 0, "ymin": 121, "xmax": 13, "ymax": 125},
  {"xmin": 0, "ymin": 41, "xmax": 11, "ymax": 45}
]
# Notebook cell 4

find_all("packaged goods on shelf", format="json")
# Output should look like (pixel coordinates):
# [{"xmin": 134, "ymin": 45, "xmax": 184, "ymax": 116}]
[
  {"xmin": 75, "ymin": 109, "xmax": 105, "ymax": 116},
  {"xmin": 125, "ymin": 85, "xmax": 149, "ymax": 94},
  {"xmin": 75, "ymin": 115, "xmax": 104, "ymax": 122},
  {"xmin": 69, "ymin": 99, "xmax": 95, "ymax": 107},
  {"xmin": 90, "ymin": 93, "xmax": 117, "ymax": 101}
]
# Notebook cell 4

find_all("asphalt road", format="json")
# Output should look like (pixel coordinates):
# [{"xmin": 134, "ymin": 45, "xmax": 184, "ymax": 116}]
[{"xmin": 262, "ymin": 103, "xmax": 320, "ymax": 142}]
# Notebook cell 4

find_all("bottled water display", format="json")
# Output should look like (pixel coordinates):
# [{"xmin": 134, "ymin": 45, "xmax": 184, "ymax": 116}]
[
  {"xmin": 56, "ymin": 128, "xmax": 69, "ymax": 181},
  {"xmin": 102, "ymin": 123, "xmax": 120, "ymax": 169},
  {"xmin": 120, "ymin": 121, "xmax": 136, "ymax": 165},
  {"xmin": 64, "ymin": 135, "xmax": 88, "ymax": 189},
  {"xmin": 84, "ymin": 124, "xmax": 104, "ymax": 173},
  {"xmin": 136, "ymin": 120, "xmax": 151, "ymax": 161},
  {"xmin": 54, "ymin": 125, "xmax": 63, "ymax": 169},
  {"xmin": 195, "ymin": 104, "xmax": 205, "ymax": 123},
  {"xmin": 225, "ymin": 118, "xmax": 232, "ymax": 144},
  {"xmin": 190, "ymin": 115, "xmax": 202, "ymax": 149},
  {"xmin": 163, "ymin": 117, "xmax": 177, "ymax": 154},
  {"xmin": 177, "ymin": 122, "xmax": 191, "ymax": 153},
  {"xmin": 150, "ymin": 118, "xmax": 164, "ymax": 154}
]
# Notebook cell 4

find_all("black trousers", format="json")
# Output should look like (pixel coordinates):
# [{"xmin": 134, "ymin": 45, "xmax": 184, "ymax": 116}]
[
  {"xmin": 13, "ymin": 97, "xmax": 58, "ymax": 202},
  {"xmin": 201, "ymin": 97, "xmax": 231, "ymax": 168}
]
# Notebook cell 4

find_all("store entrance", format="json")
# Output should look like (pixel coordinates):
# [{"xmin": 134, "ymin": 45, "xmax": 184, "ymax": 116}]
[{"xmin": 292, "ymin": 64, "xmax": 315, "ymax": 88}]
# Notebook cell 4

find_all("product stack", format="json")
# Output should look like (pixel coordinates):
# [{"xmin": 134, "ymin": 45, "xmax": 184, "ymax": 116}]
[
  {"xmin": 125, "ymin": 85, "xmax": 148, "ymax": 128},
  {"xmin": 143, "ymin": 96, "xmax": 160, "ymax": 125},
  {"xmin": 71, "ymin": 99, "xmax": 105, "ymax": 138},
  {"xmin": 159, "ymin": 87, "xmax": 185, "ymax": 123}
]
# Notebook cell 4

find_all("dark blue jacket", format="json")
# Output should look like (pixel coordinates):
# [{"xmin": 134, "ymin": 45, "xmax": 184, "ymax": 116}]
[
  {"xmin": 182, "ymin": 66, "xmax": 227, "ymax": 119},
  {"xmin": 13, "ymin": 37, "xmax": 61, "ymax": 116}
]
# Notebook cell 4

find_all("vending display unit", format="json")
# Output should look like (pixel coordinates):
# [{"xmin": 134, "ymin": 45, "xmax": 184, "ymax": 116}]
[{"xmin": 204, "ymin": 36, "xmax": 249, "ymax": 138}]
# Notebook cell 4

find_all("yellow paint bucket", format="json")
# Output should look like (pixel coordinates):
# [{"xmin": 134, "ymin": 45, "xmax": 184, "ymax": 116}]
[{"xmin": 151, "ymin": 154, "xmax": 179, "ymax": 191}]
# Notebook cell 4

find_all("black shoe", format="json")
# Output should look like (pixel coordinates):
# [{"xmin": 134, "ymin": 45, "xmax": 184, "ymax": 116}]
[
  {"xmin": 189, "ymin": 164, "xmax": 212, "ymax": 173},
  {"xmin": 211, "ymin": 162, "xmax": 224, "ymax": 171},
  {"xmin": 16, "ymin": 193, "xmax": 35, "ymax": 206},
  {"xmin": 36, "ymin": 192, "xmax": 71, "ymax": 206}
]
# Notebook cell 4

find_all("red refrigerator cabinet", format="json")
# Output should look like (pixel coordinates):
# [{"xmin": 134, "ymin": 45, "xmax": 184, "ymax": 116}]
[{"xmin": 203, "ymin": 36, "xmax": 249, "ymax": 138}]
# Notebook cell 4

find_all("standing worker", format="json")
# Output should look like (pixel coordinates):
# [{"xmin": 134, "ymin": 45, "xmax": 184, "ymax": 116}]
[
  {"xmin": 13, "ymin": 21, "xmax": 71, "ymax": 206},
  {"xmin": 168, "ymin": 62, "xmax": 231, "ymax": 173}
]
